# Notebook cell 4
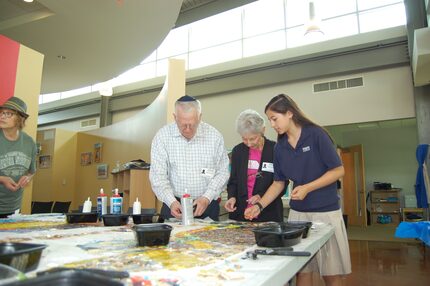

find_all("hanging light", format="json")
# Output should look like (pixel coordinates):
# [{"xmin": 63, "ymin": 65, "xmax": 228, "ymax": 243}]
[{"xmin": 304, "ymin": 1, "xmax": 324, "ymax": 36}]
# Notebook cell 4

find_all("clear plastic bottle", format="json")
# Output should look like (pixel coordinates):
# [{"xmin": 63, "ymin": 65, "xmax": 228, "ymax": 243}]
[{"xmin": 181, "ymin": 191, "xmax": 194, "ymax": 225}]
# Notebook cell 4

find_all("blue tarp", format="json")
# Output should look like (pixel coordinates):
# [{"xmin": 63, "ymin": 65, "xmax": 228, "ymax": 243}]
[
  {"xmin": 415, "ymin": 144, "xmax": 429, "ymax": 208},
  {"xmin": 395, "ymin": 221, "xmax": 430, "ymax": 246}
]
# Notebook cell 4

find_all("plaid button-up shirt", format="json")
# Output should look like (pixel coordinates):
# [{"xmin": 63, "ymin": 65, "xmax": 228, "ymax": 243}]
[{"xmin": 149, "ymin": 121, "xmax": 229, "ymax": 208}]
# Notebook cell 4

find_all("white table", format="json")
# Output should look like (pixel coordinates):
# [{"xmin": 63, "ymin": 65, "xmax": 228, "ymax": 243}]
[{"xmin": 0, "ymin": 215, "xmax": 333, "ymax": 285}]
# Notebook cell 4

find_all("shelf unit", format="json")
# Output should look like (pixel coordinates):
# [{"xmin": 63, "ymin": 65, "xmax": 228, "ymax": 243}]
[
  {"xmin": 369, "ymin": 189, "xmax": 401, "ymax": 225},
  {"xmin": 111, "ymin": 169, "xmax": 157, "ymax": 210}
]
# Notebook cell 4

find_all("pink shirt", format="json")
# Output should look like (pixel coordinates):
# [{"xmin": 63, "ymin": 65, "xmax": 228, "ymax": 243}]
[{"xmin": 247, "ymin": 148, "xmax": 262, "ymax": 208}]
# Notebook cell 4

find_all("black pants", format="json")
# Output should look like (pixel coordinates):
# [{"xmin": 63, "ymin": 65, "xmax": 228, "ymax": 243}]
[
  {"xmin": 160, "ymin": 198, "xmax": 220, "ymax": 221},
  {"xmin": 0, "ymin": 213, "xmax": 13, "ymax": 219}
]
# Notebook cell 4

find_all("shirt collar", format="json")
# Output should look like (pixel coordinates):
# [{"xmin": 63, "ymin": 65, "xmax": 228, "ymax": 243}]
[{"xmin": 172, "ymin": 121, "xmax": 204, "ymax": 140}]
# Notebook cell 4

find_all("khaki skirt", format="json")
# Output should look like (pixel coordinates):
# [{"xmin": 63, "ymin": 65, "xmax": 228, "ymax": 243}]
[{"xmin": 288, "ymin": 208, "xmax": 352, "ymax": 276}]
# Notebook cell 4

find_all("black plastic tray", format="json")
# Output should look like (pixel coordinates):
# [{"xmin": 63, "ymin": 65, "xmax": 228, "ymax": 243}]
[
  {"xmin": 0, "ymin": 242, "xmax": 46, "ymax": 272},
  {"xmin": 2, "ymin": 270, "xmax": 123, "ymax": 286},
  {"xmin": 102, "ymin": 214, "xmax": 129, "ymax": 226},
  {"xmin": 133, "ymin": 223, "xmax": 172, "ymax": 246},
  {"xmin": 252, "ymin": 224, "xmax": 304, "ymax": 247},
  {"xmin": 66, "ymin": 213, "xmax": 98, "ymax": 223},
  {"xmin": 284, "ymin": 221, "xmax": 312, "ymax": 238},
  {"xmin": 132, "ymin": 214, "xmax": 164, "ymax": 224}
]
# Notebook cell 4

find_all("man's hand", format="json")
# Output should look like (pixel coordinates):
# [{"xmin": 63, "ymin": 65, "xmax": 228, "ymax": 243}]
[
  {"xmin": 0, "ymin": 176, "xmax": 19, "ymax": 192},
  {"xmin": 193, "ymin": 196, "xmax": 210, "ymax": 217},
  {"xmin": 224, "ymin": 197, "xmax": 237, "ymax": 212},
  {"xmin": 170, "ymin": 201, "xmax": 182, "ymax": 218}
]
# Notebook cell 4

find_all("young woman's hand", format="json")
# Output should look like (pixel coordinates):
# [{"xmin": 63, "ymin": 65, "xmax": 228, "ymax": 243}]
[
  {"xmin": 246, "ymin": 194, "xmax": 261, "ymax": 205},
  {"xmin": 244, "ymin": 204, "xmax": 260, "ymax": 220},
  {"xmin": 291, "ymin": 185, "xmax": 310, "ymax": 200}
]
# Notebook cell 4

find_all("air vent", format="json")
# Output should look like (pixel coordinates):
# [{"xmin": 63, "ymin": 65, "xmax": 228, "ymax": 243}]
[
  {"xmin": 313, "ymin": 77, "xmax": 363, "ymax": 93},
  {"xmin": 80, "ymin": 119, "xmax": 97, "ymax": 128}
]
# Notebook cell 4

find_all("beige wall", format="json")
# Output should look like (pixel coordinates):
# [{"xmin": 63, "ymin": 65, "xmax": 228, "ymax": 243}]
[
  {"xmin": 14, "ymin": 44, "xmax": 44, "ymax": 213},
  {"xmin": 198, "ymin": 66, "xmax": 415, "ymax": 148},
  {"xmin": 73, "ymin": 59, "xmax": 185, "ymax": 207},
  {"xmin": 32, "ymin": 129, "xmax": 77, "ymax": 208}
]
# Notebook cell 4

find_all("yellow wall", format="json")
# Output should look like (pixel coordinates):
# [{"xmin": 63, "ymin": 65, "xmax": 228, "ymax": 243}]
[
  {"xmin": 14, "ymin": 44, "xmax": 44, "ymax": 213},
  {"xmin": 32, "ymin": 129, "xmax": 78, "ymax": 209}
]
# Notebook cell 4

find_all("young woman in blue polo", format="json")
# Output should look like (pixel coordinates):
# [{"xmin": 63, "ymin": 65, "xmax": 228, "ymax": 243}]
[{"xmin": 244, "ymin": 94, "xmax": 351, "ymax": 286}]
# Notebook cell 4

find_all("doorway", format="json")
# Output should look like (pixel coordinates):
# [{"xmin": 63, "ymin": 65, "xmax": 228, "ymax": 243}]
[{"xmin": 340, "ymin": 145, "xmax": 367, "ymax": 227}]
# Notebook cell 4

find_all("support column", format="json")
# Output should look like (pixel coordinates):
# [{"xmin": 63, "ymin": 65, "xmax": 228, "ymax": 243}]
[{"xmin": 99, "ymin": 95, "xmax": 112, "ymax": 127}]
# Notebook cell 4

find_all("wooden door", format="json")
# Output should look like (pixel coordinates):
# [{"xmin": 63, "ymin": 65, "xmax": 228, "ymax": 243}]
[{"xmin": 340, "ymin": 145, "xmax": 366, "ymax": 227}]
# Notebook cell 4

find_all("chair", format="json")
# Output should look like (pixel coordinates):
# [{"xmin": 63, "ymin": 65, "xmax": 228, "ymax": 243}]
[
  {"xmin": 31, "ymin": 201, "xmax": 54, "ymax": 214},
  {"xmin": 51, "ymin": 201, "xmax": 72, "ymax": 213}
]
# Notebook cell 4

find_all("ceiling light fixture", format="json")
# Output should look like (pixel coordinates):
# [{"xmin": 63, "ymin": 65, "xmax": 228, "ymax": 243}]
[
  {"xmin": 304, "ymin": 1, "xmax": 324, "ymax": 36},
  {"xmin": 23, "ymin": 0, "xmax": 34, "ymax": 3}
]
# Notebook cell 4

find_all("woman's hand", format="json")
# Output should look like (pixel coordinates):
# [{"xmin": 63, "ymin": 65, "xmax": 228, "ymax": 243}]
[
  {"xmin": 18, "ymin": 174, "xmax": 33, "ymax": 188},
  {"xmin": 244, "ymin": 204, "xmax": 260, "ymax": 220},
  {"xmin": 0, "ymin": 176, "xmax": 19, "ymax": 192},
  {"xmin": 224, "ymin": 197, "xmax": 237, "ymax": 212},
  {"xmin": 290, "ymin": 185, "xmax": 310, "ymax": 200},
  {"xmin": 246, "ymin": 194, "xmax": 261, "ymax": 205}
]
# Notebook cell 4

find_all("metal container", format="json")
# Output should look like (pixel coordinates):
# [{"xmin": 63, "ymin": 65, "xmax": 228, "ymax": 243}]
[{"xmin": 181, "ymin": 194, "xmax": 194, "ymax": 225}]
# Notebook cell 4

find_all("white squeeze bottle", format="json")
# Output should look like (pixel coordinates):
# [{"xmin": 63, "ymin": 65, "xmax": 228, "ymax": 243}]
[
  {"xmin": 82, "ymin": 197, "xmax": 92, "ymax": 213},
  {"xmin": 133, "ymin": 198, "xmax": 141, "ymax": 215},
  {"xmin": 110, "ymin": 188, "xmax": 123, "ymax": 214},
  {"xmin": 97, "ymin": 188, "xmax": 107, "ymax": 219}
]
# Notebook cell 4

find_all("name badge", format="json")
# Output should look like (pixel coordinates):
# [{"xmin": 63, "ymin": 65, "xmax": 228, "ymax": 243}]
[
  {"xmin": 302, "ymin": 146, "xmax": 311, "ymax": 152},
  {"xmin": 201, "ymin": 168, "xmax": 215, "ymax": 177},
  {"xmin": 261, "ymin": 162, "xmax": 274, "ymax": 173}
]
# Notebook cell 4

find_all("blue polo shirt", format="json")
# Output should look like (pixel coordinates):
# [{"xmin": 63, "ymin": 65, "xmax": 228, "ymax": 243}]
[{"xmin": 274, "ymin": 125, "xmax": 341, "ymax": 212}]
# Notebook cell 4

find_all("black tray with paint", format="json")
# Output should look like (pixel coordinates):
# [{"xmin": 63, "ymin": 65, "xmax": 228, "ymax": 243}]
[
  {"xmin": 102, "ymin": 214, "xmax": 129, "ymax": 226},
  {"xmin": 284, "ymin": 221, "xmax": 312, "ymax": 238},
  {"xmin": 0, "ymin": 242, "xmax": 47, "ymax": 272},
  {"xmin": 1, "ymin": 270, "xmax": 123, "ymax": 286},
  {"xmin": 132, "ymin": 213, "xmax": 164, "ymax": 224},
  {"xmin": 252, "ymin": 224, "xmax": 305, "ymax": 247},
  {"xmin": 66, "ymin": 212, "xmax": 98, "ymax": 223},
  {"xmin": 133, "ymin": 223, "xmax": 172, "ymax": 246}
]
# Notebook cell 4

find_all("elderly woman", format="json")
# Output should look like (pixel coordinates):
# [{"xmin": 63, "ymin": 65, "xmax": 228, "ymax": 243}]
[
  {"xmin": 0, "ymin": 97, "xmax": 36, "ymax": 218},
  {"xmin": 224, "ymin": 109, "xmax": 284, "ymax": 222}
]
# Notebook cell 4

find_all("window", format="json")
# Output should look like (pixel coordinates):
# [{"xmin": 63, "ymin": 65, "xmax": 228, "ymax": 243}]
[
  {"xmin": 359, "ymin": 3, "xmax": 406, "ymax": 33},
  {"xmin": 243, "ymin": 0, "xmax": 285, "ymax": 37},
  {"xmin": 244, "ymin": 30, "xmax": 286, "ymax": 58}
]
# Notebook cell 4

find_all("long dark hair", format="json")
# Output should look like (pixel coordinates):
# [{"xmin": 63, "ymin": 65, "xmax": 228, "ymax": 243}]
[{"xmin": 264, "ymin": 94, "xmax": 334, "ymax": 143}]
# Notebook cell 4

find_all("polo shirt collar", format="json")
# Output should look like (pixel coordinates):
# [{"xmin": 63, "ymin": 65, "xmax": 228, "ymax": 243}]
[{"xmin": 279, "ymin": 125, "xmax": 312, "ymax": 149}]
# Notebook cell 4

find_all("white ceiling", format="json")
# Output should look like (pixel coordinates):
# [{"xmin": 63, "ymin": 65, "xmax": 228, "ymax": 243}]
[{"xmin": 0, "ymin": 0, "xmax": 182, "ymax": 94}]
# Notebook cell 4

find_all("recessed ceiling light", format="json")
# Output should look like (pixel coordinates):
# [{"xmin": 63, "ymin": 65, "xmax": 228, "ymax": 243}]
[{"xmin": 23, "ymin": 0, "xmax": 34, "ymax": 3}]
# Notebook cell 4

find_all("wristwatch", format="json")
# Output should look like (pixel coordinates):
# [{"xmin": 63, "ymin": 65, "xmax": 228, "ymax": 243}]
[{"xmin": 255, "ymin": 202, "xmax": 264, "ymax": 212}]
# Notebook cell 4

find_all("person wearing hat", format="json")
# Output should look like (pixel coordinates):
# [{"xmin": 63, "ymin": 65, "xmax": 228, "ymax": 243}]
[
  {"xmin": 149, "ymin": 95, "xmax": 230, "ymax": 221},
  {"xmin": 0, "ymin": 97, "xmax": 37, "ymax": 218}
]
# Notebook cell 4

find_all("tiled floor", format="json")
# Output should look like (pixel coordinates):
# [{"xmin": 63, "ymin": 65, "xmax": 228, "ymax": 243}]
[{"xmin": 311, "ymin": 240, "xmax": 430, "ymax": 286}]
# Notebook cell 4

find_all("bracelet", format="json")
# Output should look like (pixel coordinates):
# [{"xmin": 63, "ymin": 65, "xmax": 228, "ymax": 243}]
[{"xmin": 255, "ymin": 202, "xmax": 264, "ymax": 212}]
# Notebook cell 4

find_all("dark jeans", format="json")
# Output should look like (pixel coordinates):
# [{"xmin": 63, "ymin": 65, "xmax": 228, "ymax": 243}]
[
  {"xmin": 0, "ymin": 213, "xmax": 13, "ymax": 219},
  {"xmin": 160, "ymin": 197, "xmax": 220, "ymax": 221}
]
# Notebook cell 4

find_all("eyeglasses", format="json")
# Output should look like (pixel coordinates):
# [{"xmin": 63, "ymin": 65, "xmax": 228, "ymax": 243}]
[{"xmin": 0, "ymin": 111, "xmax": 16, "ymax": 118}]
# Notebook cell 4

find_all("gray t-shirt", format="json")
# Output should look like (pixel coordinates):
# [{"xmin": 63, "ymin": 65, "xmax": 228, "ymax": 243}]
[{"xmin": 0, "ymin": 130, "xmax": 36, "ymax": 214}]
